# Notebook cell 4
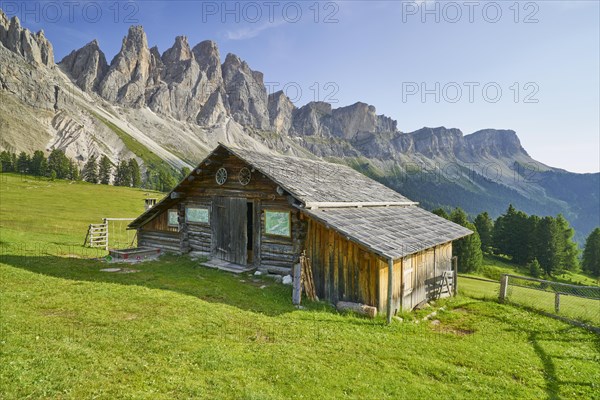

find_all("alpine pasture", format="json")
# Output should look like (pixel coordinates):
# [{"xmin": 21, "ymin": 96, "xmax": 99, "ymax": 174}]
[{"xmin": 1, "ymin": 174, "xmax": 598, "ymax": 399}]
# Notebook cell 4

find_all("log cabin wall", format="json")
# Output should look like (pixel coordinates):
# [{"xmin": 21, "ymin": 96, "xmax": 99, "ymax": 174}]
[
  {"xmin": 137, "ymin": 147, "xmax": 306, "ymax": 269},
  {"xmin": 181, "ymin": 199, "xmax": 212, "ymax": 254},
  {"xmin": 258, "ymin": 203, "xmax": 306, "ymax": 275},
  {"xmin": 138, "ymin": 207, "xmax": 181, "ymax": 253},
  {"xmin": 305, "ymin": 218, "xmax": 383, "ymax": 309}
]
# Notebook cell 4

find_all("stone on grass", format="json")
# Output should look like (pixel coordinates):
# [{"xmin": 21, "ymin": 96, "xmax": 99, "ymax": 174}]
[{"xmin": 282, "ymin": 275, "xmax": 293, "ymax": 285}]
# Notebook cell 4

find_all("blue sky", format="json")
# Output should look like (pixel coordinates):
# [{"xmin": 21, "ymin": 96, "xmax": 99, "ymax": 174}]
[{"xmin": 3, "ymin": 0, "xmax": 599, "ymax": 172}]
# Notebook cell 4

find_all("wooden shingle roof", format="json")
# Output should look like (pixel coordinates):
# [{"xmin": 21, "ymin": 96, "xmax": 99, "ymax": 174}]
[
  {"xmin": 224, "ymin": 145, "xmax": 413, "ymax": 204},
  {"xmin": 129, "ymin": 144, "xmax": 472, "ymax": 259},
  {"xmin": 304, "ymin": 206, "xmax": 473, "ymax": 259}
]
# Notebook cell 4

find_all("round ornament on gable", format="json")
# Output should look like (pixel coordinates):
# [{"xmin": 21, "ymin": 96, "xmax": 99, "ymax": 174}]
[
  {"xmin": 238, "ymin": 167, "xmax": 252, "ymax": 186},
  {"xmin": 215, "ymin": 167, "xmax": 228, "ymax": 185}
]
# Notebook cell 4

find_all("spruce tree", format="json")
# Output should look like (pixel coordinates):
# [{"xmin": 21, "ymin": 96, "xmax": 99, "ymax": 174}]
[
  {"xmin": 536, "ymin": 216, "xmax": 560, "ymax": 276},
  {"xmin": 114, "ymin": 160, "xmax": 132, "ymax": 187},
  {"xmin": 47, "ymin": 149, "xmax": 70, "ymax": 179},
  {"xmin": 128, "ymin": 159, "xmax": 141, "ymax": 188},
  {"xmin": 98, "ymin": 155, "xmax": 112, "ymax": 185},
  {"xmin": 82, "ymin": 155, "xmax": 99, "ymax": 184},
  {"xmin": 582, "ymin": 228, "xmax": 600, "ymax": 277},
  {"xmin": 450, "ymin": 208, "xmax": 483, "ymax": 273},
  {"xmin": 16, "ymin": 152, "xmax": 30, "ymax": 173},
  {"xmin": 0, "ymin": 151, "xmax": 13, "ymax": 172},
  {"xmin": 432, "ymin": 208, "xmax": 450, "ymax": 219},
  {"xmin": 30, "ymin": 151, "xmax": 47, "ymax": 176},
  {"xmin": 474, "ymin": 212, "xmax": 494, "ymax": 253},
  {"xmin": 555, "ymin": 214, "xmax": 579, "ymax": 272}
]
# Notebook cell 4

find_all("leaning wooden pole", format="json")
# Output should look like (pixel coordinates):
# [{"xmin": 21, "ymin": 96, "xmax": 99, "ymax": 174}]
[
  {"xmin": 452, "ymin": 256, "xmax": 458, "ymax": 296},
  {"xmin": 387, "ymin": 258, "xmax": 394, "ymax": 324}
]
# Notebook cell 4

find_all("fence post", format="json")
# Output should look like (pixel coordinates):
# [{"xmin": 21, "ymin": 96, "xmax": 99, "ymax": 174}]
[
  {"xmin": 452, "ymin": 256, "xmax": 458, "ymax": 296},
  {"xmin": 554, "ymin": 292, "xmax": 561, "ymax": 313},
  {"xmin": 292, "ymin": 263, "xmax": 302, "ymax": 305},
  {"xmin": 499, "ymin": 274, "xmax": 509, "ymax": 302}
]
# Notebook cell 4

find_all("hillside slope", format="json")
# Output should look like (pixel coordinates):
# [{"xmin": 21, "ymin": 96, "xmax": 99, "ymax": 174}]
[{"xmin": 0, "ymin": 9, "xmax": 597, "ymax": 241}]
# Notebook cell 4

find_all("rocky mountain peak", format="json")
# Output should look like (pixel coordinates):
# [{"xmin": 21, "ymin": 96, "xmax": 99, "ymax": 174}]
[
  {"xmin": 121, "ymin": 25, "xmax": 148, "ymax": 54},
  {"xmin": 59, "ymin": 39, "xmax": 108, "ymax": 92},
  {"xmin": 222, "ymin": 52, "xmax": 271, "ymax": 130},
  {"xmin": 192, "ymin": 40, "xmax": 222, "ymax": 86},
  {"xmin": 465, "ymin": 129, "xmax": 528, "ymax": 158},
  {"xmin": 162, "ymin": 36, "xmax": 192, "ymax": 64},
  {"xmin": 98, "ymin": 25, "xmax": 152, "ymax": 105},
  {"xmin": 0, "ymin": 11, "xmax": 54, "ymax": 66}
]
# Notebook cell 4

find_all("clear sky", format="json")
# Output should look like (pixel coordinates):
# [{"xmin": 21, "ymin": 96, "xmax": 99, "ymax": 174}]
[{"xmin": 4, "ymin": 0, "xmax": 599, "ymax": 173}]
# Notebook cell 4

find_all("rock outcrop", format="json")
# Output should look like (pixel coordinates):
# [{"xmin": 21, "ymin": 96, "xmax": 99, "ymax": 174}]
[
  {"xmin": 222, "ymin": 53, "xmax": 271, "ymax": 130},
  {"xmin": 0, "ymin": 10, "xmax": 53, "ymax": 66},
  {"xmin": 464, "ymin": 129, "xmax": 527, "ymax": 159},
  {"xmin": 98, "ymin": 25, "xmax": 153, "ymax": 106},
  {"xmin": 268, "ymin": 91, "xmax": 294, "ymax": 134},
  {"xmin": 59, "ymin": 40, "xmax": 108, "ymax": 92}
]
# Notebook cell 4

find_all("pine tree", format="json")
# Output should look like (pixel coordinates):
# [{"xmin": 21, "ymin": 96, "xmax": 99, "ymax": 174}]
[
  {"xmin": 536, "ymin": 216, "xmax": 560, "ymax": 276},
  {"xmin": 128, "ymin": 159, "xmax": 141, "ymax": 188},
  {"xmin": 157, "ymin": 169, "xmax": 177, "ymax": 192},
  {"xmin": 47, "ymin": 149, "xmax": 70, "ymax": 179},
  {"xmin": 0, "ymin": 151, "xmax": 14, "ymax": 172},
  {"xmin": 582, "ymin": 228, "xmax": 600, "ymax": 277},
  {"xmin": 82, "ymin": 155, "xmax": 99, "ymax": 184},
  {"xmin": 555, "ymin": 214, "xmax": 579, "ymax": 272},
  {"xmin": 528, "ymin": 259, "xmax": 543, "ymax": 278},
  {"xmin": 450, "ymin": 208, "xmax": 483, "ymax": 273},
  {"xmin": 16, "ymin": 152, "xmax": 30, "ymax": 173},
  {"xmin": 431, "ymin": 208, "xmax": 450, "ymax": 219},
  {"xmin": 30, "ymin": 150, "xmax": 47, "ymax": 176},
  {"xmin": 493, "ymin": 205, "xmax": 537, "ymax": 264},
  {"xmin": 98, "ymin": 155, "xmax": 112, "ymax": 185},
  {"xmin": 114, "ymin": 160, "xmax": 132, "ymax": 187},
  {"xmin": 68, "ymin": 160, "xmax": 80, "ymax": 181},
  {"xmin": 474, "ymin": 212, "xmax": 494, "ymax": 253}
]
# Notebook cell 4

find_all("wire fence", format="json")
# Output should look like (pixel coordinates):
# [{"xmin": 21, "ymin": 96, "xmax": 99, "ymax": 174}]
[
  {"xmin": 500, "ymin": 274, "xmax": 600, "ymax": 328},
  {"xmin": 457, "ymin": 274, "xmax": 600, "ymax": 330}
]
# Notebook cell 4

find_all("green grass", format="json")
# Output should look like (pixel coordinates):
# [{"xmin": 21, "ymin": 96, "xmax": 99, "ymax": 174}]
[
  {"xmin": 90, "ymin": 111, "xmax": 179, "ymax": 180},
  {"xmin": 0, "ymin": 173, "xmax": 162, "ymax": 250},
  {"xmin": 459, "ymin": 256, "xmax": 600, "ymax": 326},
  {"xmin": 1, "ymin": 173, "xmax": 599, "ymax": 399}
]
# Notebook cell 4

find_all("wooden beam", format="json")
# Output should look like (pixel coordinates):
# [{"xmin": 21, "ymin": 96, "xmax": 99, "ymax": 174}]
[
  {"xmin": 304, "ymin": 201, "xmax": 419, "ymax": 209},
  {"xmin": 387, "ymin": 258, "xmax": 394, "ymax": 324},
  {"xmin": 170, "ymin": 192, "xmax": 184, "ymax": 199}
]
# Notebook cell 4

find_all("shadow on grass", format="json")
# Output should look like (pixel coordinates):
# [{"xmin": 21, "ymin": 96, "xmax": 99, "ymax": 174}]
[
  {"xmin": 0, "ymin": 253, "xmax": 332, "ymax": 317},
  {"xmin": 482, "ymin": 305, "xmax": 600, "ymax": 400}
]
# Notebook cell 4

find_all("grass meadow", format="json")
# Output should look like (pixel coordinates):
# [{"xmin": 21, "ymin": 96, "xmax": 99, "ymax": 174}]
[{"xmin": 1, "ymin": 174, "xmax": 599, "ymax": 399}]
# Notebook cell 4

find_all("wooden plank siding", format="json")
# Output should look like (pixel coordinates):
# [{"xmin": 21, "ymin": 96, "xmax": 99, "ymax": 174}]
[
  {"xmin": 305, "ymin": 218, "xmax": 383, "ymax": 309},
  {"xmin": 304, "ymin": 217, "xmax": 455, "ymax": 313}
]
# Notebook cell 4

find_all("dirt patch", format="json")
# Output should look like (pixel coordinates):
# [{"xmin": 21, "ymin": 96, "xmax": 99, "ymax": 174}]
[
  {"xmin": 40, "ymin": 309, "xmax": 77, "ymax": 319},
  {"xmin": 435, "ymin": 325, "xmax": 475, "ymax": 336}
]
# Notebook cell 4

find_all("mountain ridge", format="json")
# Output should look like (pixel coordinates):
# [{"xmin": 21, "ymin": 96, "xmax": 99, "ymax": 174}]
[{"xmin": 0, "ymin": 10, "xmax": 597, "ymax": 243}]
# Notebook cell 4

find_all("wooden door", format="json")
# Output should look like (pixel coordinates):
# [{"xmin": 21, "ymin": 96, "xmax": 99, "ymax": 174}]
[{"xmin": 212, "ymin": 197, "xmax": 248, "ymax": 265}]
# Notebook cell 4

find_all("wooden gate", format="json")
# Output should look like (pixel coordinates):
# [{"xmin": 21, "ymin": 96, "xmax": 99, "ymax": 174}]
[{"xmin": 212, "ymin": 197, "xmax": 247, "ymax": 265}]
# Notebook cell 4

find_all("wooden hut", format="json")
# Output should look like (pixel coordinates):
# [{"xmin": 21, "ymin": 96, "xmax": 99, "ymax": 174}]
[{"xmin": 129, "ymin": 144, "xmax": 471, "ymax": 317}]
